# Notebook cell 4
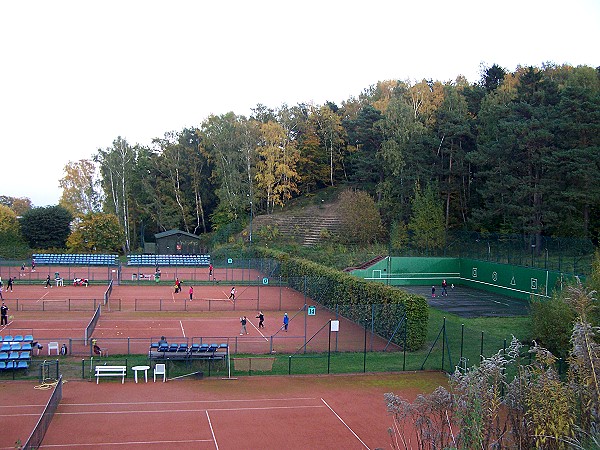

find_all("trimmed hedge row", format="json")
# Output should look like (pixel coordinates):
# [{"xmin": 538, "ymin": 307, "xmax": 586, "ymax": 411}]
[{"xmin": 254, "ymin": 248, "xmax": 428, "ymax": 351}]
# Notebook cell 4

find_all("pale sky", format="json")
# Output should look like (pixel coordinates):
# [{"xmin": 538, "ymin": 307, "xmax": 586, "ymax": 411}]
[{"xmin": 1, "ymin": 0, "xmax": 598, "ymax": 207}]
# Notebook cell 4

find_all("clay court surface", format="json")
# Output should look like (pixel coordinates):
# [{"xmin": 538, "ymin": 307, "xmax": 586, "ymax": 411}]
[
  {"xmin": 1, "ymin": 264, "xmax": 265, "ymax": 285},
  {"xmin": 0, "ymin": 283, "xmax": 397, "ymax": 355},
  {"xmin": 0, "ymin": 371, "xmax": 447, "ymax": 450}
]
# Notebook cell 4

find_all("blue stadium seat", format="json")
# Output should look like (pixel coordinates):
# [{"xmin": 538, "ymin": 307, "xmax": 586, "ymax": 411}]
[
  {"xmin": 13, "ymin": 335, "xmax": 23, "ymax": 342},
  {"xmin": 207, "ymin": 344, "xmax": 218, "ymax": 356}
]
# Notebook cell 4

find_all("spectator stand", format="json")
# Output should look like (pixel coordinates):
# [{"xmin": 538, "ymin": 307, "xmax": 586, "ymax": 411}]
[
  {"xmin": 32, "ymin": 254, "xmax": 118, "ymax": 266},
  {"xmin": 148, "ymin": 338, "xmax": 229, "ymax": 362},
  {"xmin": 127, "ymin": 254, "xmax": 211, "ymax": 267},
  {"xmin": 0, "ymin": 331, "xmax": 34, "ymax": 377}
]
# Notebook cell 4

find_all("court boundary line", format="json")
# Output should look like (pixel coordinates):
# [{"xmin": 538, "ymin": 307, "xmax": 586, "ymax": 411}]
[
  {"xmin": 37, "ymin": 438, "xmax": 215, "ymax": 447},
  {"xmin": 61, "ymin": 396, "xmax": 318, "ymax": 407},
  {"xmin": 321, "ymin": 398, "xmax": 370, "ymax": 450},
  {"xmin": 56, "ymin": 405, "xmax": 325, "ymax": 416},
  {"xmin": 206, "ymin": 410, "xmax": 219, "ymax": 450},
  {"xmin": 248, "ymin": 318, "xmax": 269, "ymax": 341}
]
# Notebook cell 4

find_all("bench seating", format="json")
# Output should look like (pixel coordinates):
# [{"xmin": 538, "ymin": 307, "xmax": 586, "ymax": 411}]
[
  {"xmin": 1, "ymin": 335, "xmax": 35, "ymax": 373},
  {"xmin": 0, "ymin": 360, "xmax": 29, "ymax": 371},
  {"xmin": 33, "ymin": 253, "xmax": 118, "ymax": 266},
  {"xmin": 95, "ymin": 365, "xmax": 127, "ymax": 384},
  {"xmin": 148, "ymin": 342, "xmax": 228, "ymax": 361},
  {"xmin": 127, "ymin": 254, "xmax": 211, "ymax": 267},
  {"xmin": 1, "ymin": 342, "xmax": 33, "ymax": 352}
]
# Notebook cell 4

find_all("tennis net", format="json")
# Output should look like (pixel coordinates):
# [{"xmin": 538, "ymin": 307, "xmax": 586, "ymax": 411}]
[
  {"xmin": 23, "ymin": 375, "xmax": 63, "ymax": 450},
  {"xmin": 84, "ymin": 304, "xmax": 101, "ymax": 345},
  {"xmin": 103, "ymin": 279, "xmax": 113, "ymax": 305}
]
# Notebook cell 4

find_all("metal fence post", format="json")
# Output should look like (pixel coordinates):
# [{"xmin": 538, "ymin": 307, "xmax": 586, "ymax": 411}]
[{"xmin": 480, "ymin": 331, "xmax": 484, "ymax": 362}]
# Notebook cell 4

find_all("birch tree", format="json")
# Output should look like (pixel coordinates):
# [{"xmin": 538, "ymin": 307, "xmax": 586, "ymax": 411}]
[
  {"xmin": 94, "ymin": 136, "xmax": 135, "ymax": 252},
  {"xmin": 199, "ymin": 113, "xmax": 248, "ymax": 229},
  {"xmin": 309, "ymin": 105, "xmax": 347, "ymax": 186}
]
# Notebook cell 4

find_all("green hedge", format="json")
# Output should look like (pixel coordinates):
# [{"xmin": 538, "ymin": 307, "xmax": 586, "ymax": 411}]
[{"xmin": 253, "ymin": 248, "xmax": 428, "ymax": 351}]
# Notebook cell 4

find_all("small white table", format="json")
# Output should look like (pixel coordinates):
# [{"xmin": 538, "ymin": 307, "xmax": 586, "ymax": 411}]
[{"xmin": 132, "ymin": 365, "xmax": 150, "ymax": 383}]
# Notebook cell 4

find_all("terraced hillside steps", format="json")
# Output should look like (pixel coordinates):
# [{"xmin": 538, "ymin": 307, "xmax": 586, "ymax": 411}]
[{"xmin": 250, "ymin": 203, "xmax": 343, "ymax": 246}]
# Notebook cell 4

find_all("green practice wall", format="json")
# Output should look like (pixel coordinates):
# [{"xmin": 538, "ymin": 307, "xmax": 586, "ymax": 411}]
[{"xmin": 351, "ymin": 257, "xmax": 574, "ymax": 300}]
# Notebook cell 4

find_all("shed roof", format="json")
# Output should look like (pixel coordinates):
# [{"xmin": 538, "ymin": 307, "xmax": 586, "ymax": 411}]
[{"xmin": 154, "ymin": 229, "xmax": 200, "ymax": 240}]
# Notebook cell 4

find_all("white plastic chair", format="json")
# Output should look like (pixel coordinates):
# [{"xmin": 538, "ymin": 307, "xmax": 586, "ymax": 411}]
[
  {"xmin": 154, "ymin": 363, "xmax": 166, "ymax": 382},
  {"xmin": 48, "ymin": 342, "xmax": 59, "ymax": 355}
]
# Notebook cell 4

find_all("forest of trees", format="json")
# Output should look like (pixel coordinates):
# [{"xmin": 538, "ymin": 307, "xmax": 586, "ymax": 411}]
[{"xmin": 3, "ymin": 63, "xmax": 599, "ymax": 255}]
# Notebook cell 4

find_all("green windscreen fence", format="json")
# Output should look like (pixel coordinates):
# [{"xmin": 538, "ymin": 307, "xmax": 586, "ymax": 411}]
[{"xmin": 351, "ymin": 256, "xmax": 578, "ymax": 300}]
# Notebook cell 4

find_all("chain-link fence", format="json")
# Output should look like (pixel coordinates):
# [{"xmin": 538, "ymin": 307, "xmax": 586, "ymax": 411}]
[{"xmin": 391, "ymin": 231, "xmax": 595, "ymax": 275}]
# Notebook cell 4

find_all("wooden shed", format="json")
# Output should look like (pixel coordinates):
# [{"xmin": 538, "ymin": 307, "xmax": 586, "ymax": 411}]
[{"xmin": 154, "ymin": 229, "xmax": 203, "ymax": 255}]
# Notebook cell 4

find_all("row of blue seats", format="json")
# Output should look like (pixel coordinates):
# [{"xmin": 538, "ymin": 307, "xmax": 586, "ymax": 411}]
[
  {"xmin": 0, "ymin": 351, "xmax": 30, "ymax": 362},
  {"xmin": 149, "ymin": 342, "xmax": 228, "ymax": 358},
  {"xmin": 0, "ymin": 361, "xmax": 29, "ymax": 371},
  {"xmin": 128, "ymin": 255, "xmax": 211, "ymax": 266},
  {"xmin": 33, "ymin": 253, "xmax": 118, "ymax": 266},
  {"xmin": 151, "ymin": 342, "xmax": 227, "ymax": 352},
  {"xmin": 1, "ymin": 335, "xmax": 34, "ymax": 343},
  {"xmin": 1, "ymin": 342, "xmax": 33, "ymax": 352}
]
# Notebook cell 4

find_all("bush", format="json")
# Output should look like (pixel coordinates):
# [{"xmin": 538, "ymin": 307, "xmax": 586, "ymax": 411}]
[
  {"xmin": 530, "ymin": 292, "xmax": 576, "ymax": 359},
  {"xmin": 254, "ymin": 246, "xmax": 428, "ymax": 350}
]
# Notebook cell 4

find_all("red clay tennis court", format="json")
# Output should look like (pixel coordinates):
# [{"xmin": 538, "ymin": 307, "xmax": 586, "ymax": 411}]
[
  {"xmin": 1, "ymin": 372, "xmax": 447, "ymax": 449},
  {"xmin": 1, "ymin": 283, "xmax": 398, "ymax": 356},
  {"xmin": 0, "ymin": 274, "xmax": 428, "ymax": 449}
]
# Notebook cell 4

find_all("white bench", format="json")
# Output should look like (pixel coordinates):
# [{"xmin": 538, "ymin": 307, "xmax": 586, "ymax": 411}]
[{"xmin": 95, "ymin": 365, "xmax": 127, "ymax": 384}]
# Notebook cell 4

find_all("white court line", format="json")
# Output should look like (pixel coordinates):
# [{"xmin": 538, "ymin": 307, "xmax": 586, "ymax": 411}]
[
  {"xmin": 180, "ymin": 320, "xmax": 186, "ymax": 338},
  {"xmin": 36, "ymin": 291, "xmax": 50, "ymax": 302},
  {"xmin": 90, "ymin": 317, "xmax": 239, "ymax": 322},
  {"xmin": 321, "ymin": 398, "xmax": 370, "ymax": 450},
  {"xmin": 490, "ymin": 300, "xmax": 510, "ymax": 306},
  {"xmin": 0, "ymin": 412, "xmax": 44, "ymax": 418},
  {"xmin": 12, "ymin": 319, "xmax": 92, "ymax": 322},
  {"xmin": 206, "ymin": 410, "xmax": 219, "ymax": 450},
  {"xmin": 39, "ymin": 438, "xmax": 214, "ymax": 448},
  {"xmin": 22, "ymin": 328, "xmax": 83, "ymax": 332},
  {"xmin": 55, "ymin": 405, "xmax": 324, "ymax": 416},
  {"xmin": 62, "ymin": 397, "xmax": 317, "ymax": 407},
  {"xmin": 248, "ymin": 319, "xmax": 269, "ymax": 341}
]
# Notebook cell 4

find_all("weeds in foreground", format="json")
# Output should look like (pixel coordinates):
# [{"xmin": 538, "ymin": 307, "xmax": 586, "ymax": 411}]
[{"xmin": 386, "ymin": 280, "xmax": 599, "ymax": 449}]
